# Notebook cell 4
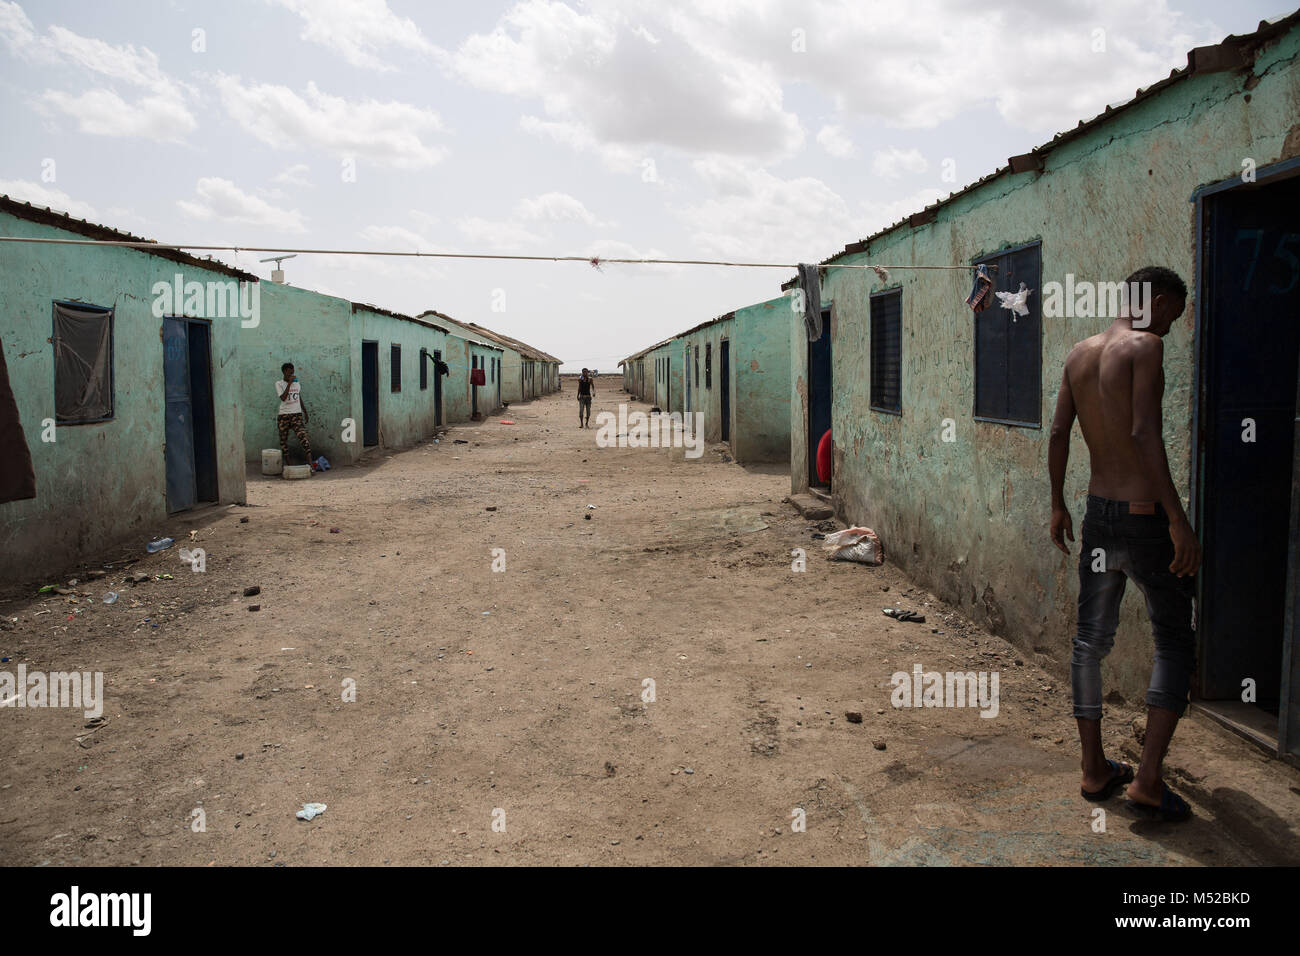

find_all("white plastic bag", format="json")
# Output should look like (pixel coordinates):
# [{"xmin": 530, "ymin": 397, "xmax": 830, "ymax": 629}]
[{"xmin": 823, "ymin": 526, "xmax": 884, "ymax": 565}]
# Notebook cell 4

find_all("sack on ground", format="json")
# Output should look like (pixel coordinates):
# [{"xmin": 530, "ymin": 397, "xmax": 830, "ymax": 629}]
[{"xmin": 822, "ymin": 526, "xmax": 884, "ymax": 565}]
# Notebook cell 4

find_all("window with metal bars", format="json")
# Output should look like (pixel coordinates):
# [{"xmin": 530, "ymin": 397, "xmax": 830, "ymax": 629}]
[
  {"xmin": 870, "ymin": 289, "xmax": 902, "ymax": 413},
  {"xmin": 705, "ymin": 342, "xmax": 712, "ymax": 389},
  {"xmin": 391, "ymin": 344, "xmax": 401, "ymax": 392}
]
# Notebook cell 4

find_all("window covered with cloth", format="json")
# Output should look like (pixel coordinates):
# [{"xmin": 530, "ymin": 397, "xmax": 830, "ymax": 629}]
[{"xmin": 53, "ymin": 301, "xmax": 113, "ymax": 423}]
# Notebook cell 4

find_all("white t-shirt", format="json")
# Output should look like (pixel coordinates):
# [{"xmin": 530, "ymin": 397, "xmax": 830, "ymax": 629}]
[{"xmin": 277, "ymin": 378, "xmax": 302, "ymax": 415}]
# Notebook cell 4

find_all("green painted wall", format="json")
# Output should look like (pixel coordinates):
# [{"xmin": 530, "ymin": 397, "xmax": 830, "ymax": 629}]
[
  {"xmin": 240, "ymin": 282, "xmax": 353, "ymax": 464},
  {"xmin": 0, "ymin": 209, "xmax": 247, "ymax": 581},
  {"xmin": 680, "ymin": 317, "xmax": 735, "ymax": 444},
  {"xmin": 732, "ymin": 296, "xmax": 792, "ymax": 462},
  {"xmin": 435, "ymin": 315, "xmax": 524, "ymax": 405},
  {"xmin": 789, "ymin": 26, "xmax": 1300, "ymax": 700},
  {"xmin": 351, "ymin": 306, "xmax": 447, "ymax": 450}
]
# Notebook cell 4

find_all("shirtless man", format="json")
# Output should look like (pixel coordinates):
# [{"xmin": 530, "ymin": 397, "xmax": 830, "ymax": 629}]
[{"xmin": 1048, "ymin": 266, "xmax": 1200, "ymax": 823}]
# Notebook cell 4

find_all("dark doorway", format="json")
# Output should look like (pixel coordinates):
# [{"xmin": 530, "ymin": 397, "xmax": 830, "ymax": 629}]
[
  {"xmin": 685, "ymin": 346, "xmax": 692, "ymax": 411},
  {"xmin": 361, "ymin": 340, "xmax": 379, "ymax": 447},
  {"xmin": 1195, "ymin": 166, "xmax": 1300, "ymax": 753},
  {"xmin": 807, "ymin": 306, "xmax": 833, "ymax": 489},
  {"xmin": 162, "ymin": 317, "xmax": 218, "ymax": 513},
  {"xmin": 433, "ymin": 348, "xmax": 443, "ymax": 426},
  {"xmin": 720, "ymin": 339, "xmax": 731, "ymax": 443}
]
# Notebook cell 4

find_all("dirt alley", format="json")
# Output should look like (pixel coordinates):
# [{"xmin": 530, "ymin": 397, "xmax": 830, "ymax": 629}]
[{"xmin": 2, "ymin": 382, "xmax": 1298, "ymax": 866}]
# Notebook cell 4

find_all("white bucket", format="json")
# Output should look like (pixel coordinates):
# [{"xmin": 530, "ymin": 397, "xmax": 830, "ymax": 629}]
[
  {"xmin": 261, "ymin": 448, "xmax": 283, "ymax": 475},
  {"xmin": 282, "ymin": 464, "xmax": 312, "ymax": 480}
]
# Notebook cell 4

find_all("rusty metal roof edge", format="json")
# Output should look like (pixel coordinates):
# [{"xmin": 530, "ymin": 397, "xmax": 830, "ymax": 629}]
[
  {"xmin": 0, "ymin": 194, "xmax": 260, "ymax": 282},
  {"xmin": 351, "ymin": 300, "xmax": 450, "ymax": 334}
]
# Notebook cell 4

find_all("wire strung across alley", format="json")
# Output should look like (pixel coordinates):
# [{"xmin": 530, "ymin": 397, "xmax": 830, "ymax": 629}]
[{"xmin": 0, "ymin": 234, "xmax": 989, "ymax": 274}]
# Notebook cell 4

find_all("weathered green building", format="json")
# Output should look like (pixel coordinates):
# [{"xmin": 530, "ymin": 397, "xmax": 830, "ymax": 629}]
[
  {"xmin": 787, "ymin": 14, "xmax": 1300, "ymax": 762},
  {"xmin": 621, "ymin": 294, "xmax": 792, "ymax": 463},
  {"xmin": 0, "ymin": 196, "xmax": 253, "ymax": 581},
  {"xmin": 239, "ymin": 289, "xmax": 483, "ymax": 463}
]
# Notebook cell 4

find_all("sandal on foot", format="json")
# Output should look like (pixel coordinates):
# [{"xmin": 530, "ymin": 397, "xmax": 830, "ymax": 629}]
[
  {"xmin": 1081, "ymin": 759, "xmax": 1133, "ymax": 802},
  {"xmin": 1126, "ymin": 786, "xmax": 1192, "ymax": 822}
]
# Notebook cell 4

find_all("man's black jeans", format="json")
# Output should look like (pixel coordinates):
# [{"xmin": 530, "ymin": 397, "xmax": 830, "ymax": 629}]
[{"xmin": 1071, "ymin": 495, "xmax": 1196, "ymax": 720}]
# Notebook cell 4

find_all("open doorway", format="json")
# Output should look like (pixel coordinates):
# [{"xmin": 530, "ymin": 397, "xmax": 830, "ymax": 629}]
[
  {"xmin": 807, "ymin": 306, "xmax": 833, "ymax": 491},
  {"xmin": 361, "ymin": 340, "xmax": 379, "ymax": 447},
  {"xmin": 720, "ymin": 339, "xmax": 731, "ymax": 443},
  {"xmin": 1193, "ymin": 159, "xmax": 1300, "ymax": 764},
  {"xmin": 433, "ymin": 348, "xmax": 443, "ymax": 426}
]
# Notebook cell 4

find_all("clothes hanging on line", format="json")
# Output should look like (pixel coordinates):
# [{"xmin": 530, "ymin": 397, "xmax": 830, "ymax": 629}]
[
  {"xmin": 996, "ymin": 282, "xmax": 1034, "ymax": 318},
  {"xmin": 966, "ymin": 264, "xmax": 994, "ymax": 312},
  {"xmin": 797, "ymin": 262, "xmax": 822, "ymax": 341}
]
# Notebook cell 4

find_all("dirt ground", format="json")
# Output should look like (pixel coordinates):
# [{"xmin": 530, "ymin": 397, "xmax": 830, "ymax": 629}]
[{"xmin": 2, "ymin": 379, "xmax": 1298, "ymax": 866}]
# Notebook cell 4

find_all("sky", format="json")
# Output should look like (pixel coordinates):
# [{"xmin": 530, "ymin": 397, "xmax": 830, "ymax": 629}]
[{"xmin": 0, "ymin": 0, "xmax": 1292, "ymax": 370}]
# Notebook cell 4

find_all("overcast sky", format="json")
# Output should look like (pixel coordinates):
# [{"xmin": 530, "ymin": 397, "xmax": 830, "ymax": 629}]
[{"xmin": 0, "ymin": 0, "xmax": 1289, "ymax": 370}]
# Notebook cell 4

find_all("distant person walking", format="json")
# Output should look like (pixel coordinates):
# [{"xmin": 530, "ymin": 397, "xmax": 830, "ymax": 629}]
[
  {"xmin": 577, "ymin": 368, "xmax": 594, "ymax": 428},
  {"xmin": 1048, "ymin": 266, "xmax": 1198, "ymax": 823},
  {"xmin": 277, "ymin": 362, "xmax": 314, "ymax": 466}
]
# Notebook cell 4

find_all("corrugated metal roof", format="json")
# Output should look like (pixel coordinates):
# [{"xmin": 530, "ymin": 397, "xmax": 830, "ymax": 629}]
[
  {"xmin": 351, "ymin": 300, "xmax": 448, "ymax": 334},
  {"xmin": 1, "ymin": 193, "xmax": 259, "ymax": 282}
]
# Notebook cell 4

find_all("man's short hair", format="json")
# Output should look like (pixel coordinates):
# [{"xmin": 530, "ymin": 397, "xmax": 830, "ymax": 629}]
[
  {"xmin": 281, "ymin": 362, "xmax": 294, "ymax": 372},
  {"xmin": 1125, "ymin": 266, "xmax": 1187, "ymax": 311}
]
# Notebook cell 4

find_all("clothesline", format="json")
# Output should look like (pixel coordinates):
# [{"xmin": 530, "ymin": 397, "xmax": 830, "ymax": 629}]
[{"xmin": 0, "ymin": 235, "xmax": 989, "ymax": 272}]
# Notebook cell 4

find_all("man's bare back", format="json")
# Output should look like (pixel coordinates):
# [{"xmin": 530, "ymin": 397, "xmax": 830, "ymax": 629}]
[
  {"xmin": 1064, "ymin": 326, "xmax": 1166, "ymax": 502},
  {"xmin": 1049, "ymin": 308, "xmax": 1199, "ymax": 577}
]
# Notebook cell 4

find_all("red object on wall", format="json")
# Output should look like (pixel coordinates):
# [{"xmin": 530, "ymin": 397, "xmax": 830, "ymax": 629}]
[
  {"xmin": 470, "ymin": 368, "xmax": 486, "ymax": 386},
  {"xmin": 816, "ymin": 429, "xmax": 832, "ymax": 484}
]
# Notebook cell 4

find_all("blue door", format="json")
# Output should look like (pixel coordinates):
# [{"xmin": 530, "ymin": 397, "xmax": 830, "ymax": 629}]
[
  {"xmin": 807, "ymin": 307, "xmax": 832, "ymax": 488},
  {"xmin": 163, "ymin": 317, "xmax": 196, "ymax": 512}
]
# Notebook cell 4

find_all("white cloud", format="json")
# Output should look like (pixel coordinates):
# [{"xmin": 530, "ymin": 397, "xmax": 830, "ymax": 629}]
[
  {"xmin": 3, "ymin": 3, "xmax": 198, "ymax": 142},
  {"xmin": 0, "ymin": 178, "xmax": 97, "ymax": 220},
  {"xmin": 176, "ymin": 177, "xmax": 307, "ymax": 233},
  {"xmin": 680, "ymin": 157, "xmax": 858, "ymax": 264},
  {"xmin": 272, "ymin": 163, "xmax": 312, "ymax": 186},
  {"xmin": 42, "ymin": 88, "xmax": 196, "ymax": 142},
  {"xmin": 871, "ymin": 146, "xmax": 930, "ymax": 179},
  {"xmin": 271, "ymin": 0, "xmax": 435, "ymax": 70},
  {"xmin": 517, "ymin": 116, "xmax": 645, "ymax": 173},
  {"xmin": 444, "ymin": 1, "xmax": 804, "ymax": 163},
  {"xmin": 516, "ymin": 191, "xmax": 610, "ymax": 227},
  {"xmin": 213, "ymin": 75, "xmax": 448, "ymax": 169},
  {"xmin": 816, "ymin": 124, "xmax": 856, "ymax": 158},
  {"xmin": 456, "ymin": 216, "xmax": 545, "ymax": 250},
  {"xmin": 698, "ymin": 0, "xmax": 1216, "ymax": 135},
  {"xmin": 0, "ymin": 1, "xmax": 36, "ymax": 52}
]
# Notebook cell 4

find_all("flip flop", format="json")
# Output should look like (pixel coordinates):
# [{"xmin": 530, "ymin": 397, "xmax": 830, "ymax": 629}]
[
  {"xmin": 1126, "ymin": 786, "xmax": 1192, "ymax": 822},
  {"xmin": 883, "ymin": 608, "xmax": 927, "ymax": 624},
  {"xmin": 1081, "ymin": 759, "xmax": 1133, "ymax": 802}
]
